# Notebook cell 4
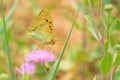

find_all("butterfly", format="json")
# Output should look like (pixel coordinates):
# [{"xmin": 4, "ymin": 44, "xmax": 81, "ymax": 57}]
[{"xmin": 27, "ymin": 9, "xmax": 55, "ymax": 45}]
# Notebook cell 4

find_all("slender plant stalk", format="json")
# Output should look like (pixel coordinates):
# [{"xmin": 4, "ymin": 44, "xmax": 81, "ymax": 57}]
[
  {"xmin": 88, "ymin": 0, "xmax": 95, "ymax": 19},
  {"xmin": 107, "ymin": 13, "xmax": 112, "ymax": 80},
  {"xmin": 1, "ymin": 0, "xmax": 15, "ymax": 80},
  {"xmin": 100, "ymin": 1, "xmax": 105, "ymax": 79},
  {"xmin": 100, "ymin": 0, "xmax": 104, "ymax": 57},
  {"xmin": 48, "ymin": 8, "xmax": 80, "ymax": 80},
  {"xmin": 87, "ymin": 0, "xmax": 101, "ymax": 42},
  {"xmin": 106, "ymin": 13, "xmax": 110, "ymax": 41},
  {"xmin": 23, "ymin": 51, "xmax": 26, "ymax": 80},
  {"xmin": 87, "ymin": 0, "xmax": 104, "ymax": 57},
  {"xmin": 82, "ymin": 21, "xmax": 87, "ymax": 52},
  {"xmin": 104, "ymin": 4, "xmax": 115, "ymax": 80},
  {"xmin": 100, "ymin": 0, "xmax": 104, "ymax": 45}
]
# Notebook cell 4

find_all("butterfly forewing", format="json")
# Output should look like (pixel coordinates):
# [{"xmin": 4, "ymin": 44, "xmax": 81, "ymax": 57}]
[{"xmin": 27, "ymin": 9, "xmax": 55, "ymax": 45}]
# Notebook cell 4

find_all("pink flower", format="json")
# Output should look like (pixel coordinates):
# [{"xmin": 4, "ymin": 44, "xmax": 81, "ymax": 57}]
[
  {"xmin": 26, "ymin": 50, "xmax": 56, "ymax": 64},
  {"xmin": 16, "ymin": 63, "xmax": 35, "ymax": 75}
]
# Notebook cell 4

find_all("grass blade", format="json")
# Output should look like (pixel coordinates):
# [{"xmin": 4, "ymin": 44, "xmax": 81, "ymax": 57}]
[
  {"xmin": 46, "ymin": 8, "xmax": 80, "ymax": 80},
  {"xmin": 0, "ymin": 0, "xmax": 19, "ymax": 34},
  {"xmin": 0, "ymin": 0, "xmax": 15, "ymax": 80}
]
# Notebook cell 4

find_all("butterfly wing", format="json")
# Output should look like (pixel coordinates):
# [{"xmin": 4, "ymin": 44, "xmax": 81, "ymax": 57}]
[{"xmin": 27, "ymin": 9, "xmax": 55, "ymax": 44}]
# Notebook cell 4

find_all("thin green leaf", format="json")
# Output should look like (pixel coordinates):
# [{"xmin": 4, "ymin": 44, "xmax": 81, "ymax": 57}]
[
  {"xmin": 109, "ymin": 19, "xmax": 117, "ymax": 34},
  {"xmin": 85, "ymin": 15, "xmax": 101, "ymax": 41},
  {"xmin": 114, "ymin": 42, "xmax": 120, "ymax": 52},
  {"xmin": 101, "ymin": 53, "xmax": 113, "ymax": 74},
  {"xmin": 116, "ymin": 18, "xmax": 120, "ymax": 30},
  {"xmin": 113, "ymin": 54, "xmax": 120, "ymax": 66},
  {"xmin": 1, "ymin": 0, "xmax": 15, "ymax": 79},
  {"xmin": 101, "ymin": 15, "xmax": 117, "ymax": 34},
  {"xmin": 100, "ymin": 16, "xmax": 107, "ymax": 34},
  {"xmin": 104, "ymin": 41, "xmax": 109, "ymax": 53}
]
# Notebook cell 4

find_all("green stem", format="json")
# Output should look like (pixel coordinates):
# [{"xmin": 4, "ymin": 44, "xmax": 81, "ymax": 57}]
[
  {"xmin": 49, "ymin": 8, "xmax": 80, "ymax": 80},
  {"xmin": 0, "ymin": 0, "xmax": 15, "ymax": 80},
  {"xmin": 88, "ymin": 0, "xmax": 101, "ymax": 41},
  {"xmin": 107, "ymin": 13, "xmax": 110, "ymax": 41},
  {"xmin": 106, "ymin": 11, "xmax": 113, "ymax": 80}
]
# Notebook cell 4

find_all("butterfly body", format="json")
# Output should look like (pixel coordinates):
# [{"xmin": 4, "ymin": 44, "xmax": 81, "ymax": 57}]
[{"xmin": 27, "ymin": 9, "xmax": 55, "ymax": 45}]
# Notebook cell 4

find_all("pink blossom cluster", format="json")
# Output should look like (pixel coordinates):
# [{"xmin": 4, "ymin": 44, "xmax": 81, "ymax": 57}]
[{"xmin": 16, "ymin": 50, "xmax": 55, "ymax": 75}]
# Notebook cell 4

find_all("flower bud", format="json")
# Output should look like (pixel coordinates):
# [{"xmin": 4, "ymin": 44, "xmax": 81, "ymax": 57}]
[{"xmin": 104, "ymin": 4, "xmax": 113, "ymax": 12}]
